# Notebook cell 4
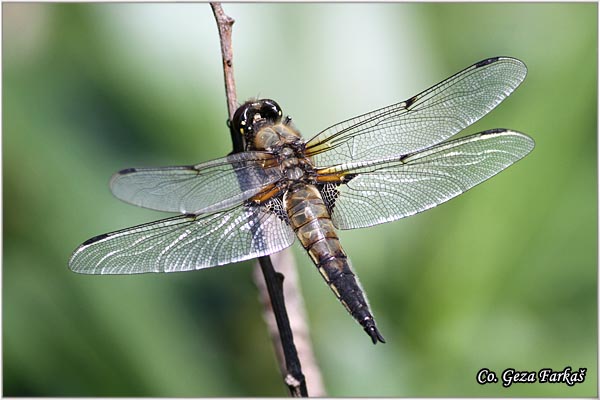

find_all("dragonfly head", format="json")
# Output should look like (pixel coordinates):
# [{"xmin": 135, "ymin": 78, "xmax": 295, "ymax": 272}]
[{"xmin": 232, "ymin": 99, "xmax": 283, "ymax": 142}]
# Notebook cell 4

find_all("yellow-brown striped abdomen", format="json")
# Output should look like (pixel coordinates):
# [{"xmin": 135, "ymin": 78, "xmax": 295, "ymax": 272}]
[{"xmin": 283, "ymin": 183, "xmax": 385, "ymax": 343}]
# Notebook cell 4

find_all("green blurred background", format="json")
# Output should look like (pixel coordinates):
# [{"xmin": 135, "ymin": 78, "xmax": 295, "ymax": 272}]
[{"xmin": 3, "ymin": 3, "xmax": 597, "ymax": 397}]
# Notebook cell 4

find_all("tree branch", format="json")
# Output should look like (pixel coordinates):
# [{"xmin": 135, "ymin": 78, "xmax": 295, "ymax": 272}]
[
  {"xmin": 253, "ymin": 251, "xmax": 326, "ymax": 396},
  {"xmin": 210, "ymin": 3, "xmax": 323, "ymax": 396},
  {"xmin": 210, "ymin": 3, "xmax": 243, "ymax": 152}
]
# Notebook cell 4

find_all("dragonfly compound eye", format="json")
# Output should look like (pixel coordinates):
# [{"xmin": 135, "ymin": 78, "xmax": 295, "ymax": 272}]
[
  {"xmin": 259, "ymin": 99, "xmax": 283, "ymax": 124},
  {"xmin": 232, "ymin": 99, "xmax": 283, "ymax": 139}
]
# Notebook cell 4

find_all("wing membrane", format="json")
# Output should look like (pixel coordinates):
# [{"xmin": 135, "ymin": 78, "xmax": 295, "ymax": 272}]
[
  {"xmin": 69, "ymin": 199, "xmax": 295, "ymax": 274},
  {"xmin": 320, "ymin": 129, "xmax": 534, "ymax": 230},
  {"xmin": 110, "ymin": 151, "xmax": 282, "ymax": 214},
  {"xmin": 306, "ymin": 57, "xmax": 527, "ymax": 167}
]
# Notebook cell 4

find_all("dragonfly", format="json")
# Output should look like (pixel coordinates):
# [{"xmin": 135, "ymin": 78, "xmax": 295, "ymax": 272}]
[{"xmin": 69, "ymin": 57, "xmax": 534, "ymax": 344}]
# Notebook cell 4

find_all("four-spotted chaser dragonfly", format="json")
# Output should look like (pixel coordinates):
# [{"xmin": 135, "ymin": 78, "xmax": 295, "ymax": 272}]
[{"xmin": 69, "ymin": 57, "xmax": 534, "ymax": 344}]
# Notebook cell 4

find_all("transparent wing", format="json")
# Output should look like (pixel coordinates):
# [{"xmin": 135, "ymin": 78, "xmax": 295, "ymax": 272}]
[
  {"xmin": 69, "ymin": 199, "xmax": 295, "ymax": 274},
  {"xmin": 110, "ymin": 151, "xmax": 283, "ymax": 214},
  {"xmin": 306, "ymin": 57, "xmax": 527, "ymax": 167},
  {"xmin": 319, "ymin": 129, "xmax": 534, "ymax": 230}
]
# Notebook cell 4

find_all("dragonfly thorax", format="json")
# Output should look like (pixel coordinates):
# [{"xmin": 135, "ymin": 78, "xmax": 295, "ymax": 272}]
[
  {"xmin": 274, "ymin": 143, "xmax": 312, "ymax": 182},
  {"xmin": 281, "ymin": 155, "xmax": 304, "ymax": 181},
  {"xmin": 252, "ymin": 123, "xmax": 303, "ymax": 151},
  {"xmin": 248, "ymin": 115, "xmax": 314, "ymax": 182}
]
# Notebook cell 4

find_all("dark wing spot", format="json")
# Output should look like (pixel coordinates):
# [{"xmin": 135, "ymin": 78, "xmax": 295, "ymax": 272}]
[
  {"xmin": 475, "ymin": 57, "xmax": 500, "ymax": 68},
  {"xmin": 404, "ymin": 95, "xmax": 417, "ymax": 109},
  {"xmin": 82, "ymin": 233, "xmax": 110, "ymax": 246},
  {"xmin": 343, "ymin": 173, "xmax": 358, "ymax": 182},
  {"xmin": 399, "ymin": 153, "xmax": 412, "ymax": 163},
  {"xmin": 118, "ymin": 167, "xmax": 137, "ymax": 175},
  {"xmin": 319, "ymin": 183, "xmax": 337, "ymax": 213},
  {"xmin": 263, "ymin": 196, "xmax": 290, "ymax": 224},
  {"xmin": 483, "ymin": 128, "xmax": 505, "ymax": 135}
]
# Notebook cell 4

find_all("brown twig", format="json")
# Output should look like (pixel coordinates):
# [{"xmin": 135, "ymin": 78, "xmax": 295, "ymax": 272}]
[
  {"xmin": 210, "ymin": 3, "xmax": 323, "ymax": 397},
  {"xmin": 254, "ymin": 251, "xmax": 326, "ymax": 396},
  {"xmin": 211, "ymin": 3, "xmax": 237, "ymax": 116},
  {"xmin": 210, "ymin": 3, "xmax": 244, "ymax": 152}
]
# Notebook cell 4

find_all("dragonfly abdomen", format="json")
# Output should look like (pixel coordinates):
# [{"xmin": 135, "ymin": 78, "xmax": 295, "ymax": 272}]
[{"xmin": 284, "ymin": 183, "xmax": 385, "ymax": 344}]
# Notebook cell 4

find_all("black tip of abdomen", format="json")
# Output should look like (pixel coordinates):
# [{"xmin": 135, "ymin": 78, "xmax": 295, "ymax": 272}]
[{"xmin": 365, "ymin": 323, "xmax": 386, "ymax": 344}]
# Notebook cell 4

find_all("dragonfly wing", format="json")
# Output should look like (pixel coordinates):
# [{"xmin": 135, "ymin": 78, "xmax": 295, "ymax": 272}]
[
  {"xmin": 69, "ymin": 198, "xmax": 295, "ymax": 274},
  {"xmin": 110, "ymin": 151, "xmax": 282, "ymax": 213},
  {"xmin": 319, "ymin": 129, "xmax": 534, "ymax": 230},
  {"xmin": 306, "ymin": 57, "xmax": 527, "ymax": 167}
]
